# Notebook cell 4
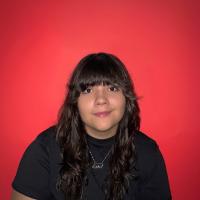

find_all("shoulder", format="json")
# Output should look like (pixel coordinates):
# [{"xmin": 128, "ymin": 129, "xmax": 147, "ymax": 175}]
[
  {"xmin": 20, "ymin": 125, "xmax": 57, "ymax": 159},
  {"xmin": 134, "ymin": 130, "xmax": 158, "ymax": 151},
  {"xmin": 133, "ymin": 129, "xmax": 160, "ymax": 158},
  {"xmin": 28, "ymin": 125, "xmax": 59, "ymax": 158},
  {"xmin": 12, "ymin": 126, "xmax": 58, "ymax": 199},
  {"xmin": 35, "ymin": 125, "xmax": 57, "ymax": 144},
  {"xmin": 20, "ymin": 126, "xmax": 58, "ymax": 164},
  {"xmin": 28, "ymin": 125, "xmax": 56, "ymax": 148},
  {"xmin": 132, "ymin": 131, "xmax": 172, "ymax": 199},
  {"xmin": 133, "ymin": 130, "xmax": 164, "ymax": 178}
]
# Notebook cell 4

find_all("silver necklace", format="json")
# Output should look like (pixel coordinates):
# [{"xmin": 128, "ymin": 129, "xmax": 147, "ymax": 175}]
[{"xmin": 88, "ymin": 147, "xmax": 112, "ymax": 169}]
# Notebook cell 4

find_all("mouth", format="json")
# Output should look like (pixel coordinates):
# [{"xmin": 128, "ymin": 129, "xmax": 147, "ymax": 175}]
[{"xmin": 94, "ymin": 111, "xmax": 111, "ymax": 118}]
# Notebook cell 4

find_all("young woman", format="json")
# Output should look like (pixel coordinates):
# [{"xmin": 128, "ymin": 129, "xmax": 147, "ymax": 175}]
[{"xmin": 11, "ymin": 52, "xmax": 172, "ymax": 200}]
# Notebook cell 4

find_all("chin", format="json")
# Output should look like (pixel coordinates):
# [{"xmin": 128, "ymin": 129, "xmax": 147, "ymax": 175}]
[{"xmin": 95, "ymin": 125, "xmax": 117, "ymax": 133}]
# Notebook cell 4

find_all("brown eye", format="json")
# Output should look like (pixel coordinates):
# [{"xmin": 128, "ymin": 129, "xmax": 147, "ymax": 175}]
[
  {"xmin": 109, "ymin": 86, "xmax": 119, "ymax": 92},
  {"xmin": 82, "ymin": 87, "xmax": 92, "ymax": 94}
]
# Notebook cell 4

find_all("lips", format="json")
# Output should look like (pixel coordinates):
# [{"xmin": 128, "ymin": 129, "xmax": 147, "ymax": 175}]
[{"xmin": 94, "ymin": 111, "xmax": 111, "ymax": 117}]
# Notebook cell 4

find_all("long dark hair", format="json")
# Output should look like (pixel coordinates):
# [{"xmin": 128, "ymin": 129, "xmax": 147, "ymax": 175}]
[{"xmin": 56, "ymin": 52, "xmax": 140, "ymax": 199}]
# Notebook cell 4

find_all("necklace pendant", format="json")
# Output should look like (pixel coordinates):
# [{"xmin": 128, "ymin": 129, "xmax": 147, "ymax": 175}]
[{"xmin": 92, "ymin": 162, "xmax": 103, "ymax": 169}]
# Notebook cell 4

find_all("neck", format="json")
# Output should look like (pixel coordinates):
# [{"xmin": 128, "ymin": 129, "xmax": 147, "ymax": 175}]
[{"xmin": 85, "ymin": 127, "xmax": 117, "ymax": 139}]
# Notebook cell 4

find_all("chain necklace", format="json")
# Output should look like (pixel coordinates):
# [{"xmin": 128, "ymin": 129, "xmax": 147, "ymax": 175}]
[{"xmin": 88, "ymin": 147, "xmax": 112, "ymax": 169}]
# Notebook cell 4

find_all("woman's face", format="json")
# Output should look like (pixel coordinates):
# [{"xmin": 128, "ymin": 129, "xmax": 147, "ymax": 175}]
[{"xmin": 77, "ymin": 84, "xmax": 126, "ymax": 139}]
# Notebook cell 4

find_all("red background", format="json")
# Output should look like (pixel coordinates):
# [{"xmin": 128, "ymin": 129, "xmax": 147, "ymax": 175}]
[{"xmin": 1, "ymin": 0, "xmax": 199, "ymax": 199}]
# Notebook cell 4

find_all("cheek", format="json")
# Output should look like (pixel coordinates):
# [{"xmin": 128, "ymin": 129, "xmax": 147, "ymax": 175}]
[
  {"xmin": 77, "ymin": 97, "xmax": 91, "ymax": 119},
  {"xmin": 112, "ymin": 96, "xmax": 126, "ymax": 114},
  {"xmin": 120, "ymin": 100, "xmax": 126, "ymax": 115},
  {"xmin": 77, "ymin": 100, "xmax": 84, "ymax": 116}
]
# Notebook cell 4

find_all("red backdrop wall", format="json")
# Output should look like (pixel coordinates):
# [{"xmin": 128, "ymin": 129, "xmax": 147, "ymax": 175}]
[{"xmin": 1, "ymin": 1, "xmax": 199, "ymax": 199}]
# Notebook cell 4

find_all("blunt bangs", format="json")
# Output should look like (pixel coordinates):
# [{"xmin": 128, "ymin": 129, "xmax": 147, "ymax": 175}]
[
  {"xmin": 70, "ymin": 53, "xmax": 128, "ymax": 93},
  {"xmin": 77, "ymin": 65, "xmax": 122, "ymax": 91}
]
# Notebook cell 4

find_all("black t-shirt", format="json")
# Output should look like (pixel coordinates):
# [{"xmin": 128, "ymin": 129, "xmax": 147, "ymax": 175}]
[{"xmin": 12, "ymin": 126, "xmax": 172, "ymax": 199}]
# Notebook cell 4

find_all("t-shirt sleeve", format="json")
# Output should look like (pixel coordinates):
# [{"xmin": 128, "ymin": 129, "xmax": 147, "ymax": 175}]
[
  {"xmin": 138, "ymin": 143, "xmax": 172, "ymax": 200},
  {"xmin": 12, "ymin": 137, "xmax": 51, "ymax": 199}
]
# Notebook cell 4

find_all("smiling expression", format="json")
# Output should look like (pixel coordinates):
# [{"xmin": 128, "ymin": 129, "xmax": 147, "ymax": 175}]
[{"xmin": 77, "ymin": 84, "xmax": 126, "ymax": 139}]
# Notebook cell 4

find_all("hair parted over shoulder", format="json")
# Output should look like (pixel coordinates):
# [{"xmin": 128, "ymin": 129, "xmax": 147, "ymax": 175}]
[{"xmin": 56, "ymin": 52, "xmax": 141, "ymax": 200}]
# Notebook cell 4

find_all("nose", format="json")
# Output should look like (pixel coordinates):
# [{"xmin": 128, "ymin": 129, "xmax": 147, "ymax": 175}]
[{"xmin": 95, "ymin": 87, "xmax": 108, "ymax": 106}]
